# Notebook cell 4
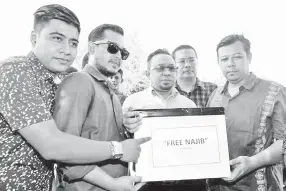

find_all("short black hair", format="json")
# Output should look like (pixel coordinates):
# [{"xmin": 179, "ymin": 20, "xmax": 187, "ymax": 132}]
[
  {"xmin": 117, "ymin": 68, "xmax": 123, "ymax": 79},
  {"xmin": 216, "ymin": 34, "xmax": 251, "ymax": 56},
  {"xmin": 34, "ymin": 4, "xmax": 80, "ymax": 33},
  {"xmin": 172, "ymin": 45, "xmax": 197, "ymax": 59},
  {"xmin": 147, "ymin": 49, "xmax": 173, "ymax": 71},
  {"xmin": 88, "ymin": 24, "xmax": 124, "ymax": 42}
]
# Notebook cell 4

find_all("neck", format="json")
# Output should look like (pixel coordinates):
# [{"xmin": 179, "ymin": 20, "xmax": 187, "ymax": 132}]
[
  {"xmin": 177, "ymin": 77, "xmax": 196, "ymax": 92},
  {"xmin": 228, "ymin": 73, "xmax": 250, "ymax": 89},
  {"xmin": 153, "ymin": 87, "xmax": 173, "ymax": 99}
]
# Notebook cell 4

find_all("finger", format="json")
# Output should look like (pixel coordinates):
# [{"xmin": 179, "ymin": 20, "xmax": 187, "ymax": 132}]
[
  {"xmin": 224, "ymin": 165, "xmax": 241, "ymax": 182},
  {"xmin": 131, "ymin": 176, "xmax": 142, "ymax": 182},
  {"xmin": 124, "ymin": 116, "xmax": 143, "ymax": 125},
  {"xmin": 135, "ymin": 182, "xmax": 146, "ymax": 190},
  {"xmin": 125, "ymin": 122, "xmax": 142, "ymax": 132},
  {"xmin": 136, "ymin": 137, "xmax": 151, "ymax": 145},
  {"xmin": 229, "ymin": 156, "xmax": 242, "ymax": 166},
  {"xmin": 124, "ymin": 110, "xmax": 141, "ymax": 118}
]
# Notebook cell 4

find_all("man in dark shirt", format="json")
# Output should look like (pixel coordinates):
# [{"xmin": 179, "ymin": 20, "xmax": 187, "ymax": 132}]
[
  {"xmin": 0, "ymin": 4, "xmax": 148, "ymax": 191},
  {"xmin": 172, "ymin": 45, "xmax": 217, "ymax": 108}
]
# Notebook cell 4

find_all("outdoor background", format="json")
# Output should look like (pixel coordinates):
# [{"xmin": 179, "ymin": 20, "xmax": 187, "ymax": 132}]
[{"xmin": 1, "ymin": 0, "xmax": 285, "ymax": 94}]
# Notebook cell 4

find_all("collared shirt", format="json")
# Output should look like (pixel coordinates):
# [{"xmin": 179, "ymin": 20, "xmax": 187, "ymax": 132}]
[
  {"xmin": 53, "ymin": 64, "xmax": 127, "ymax": 191},
  {"xmin": 122, "ymin": 86, "xmax": 197, "ymax": 110},
  {"xmin": 207, "ymin": 73, "xmax": 286, "ymax": 191},
  {"xmin": 0, "ymin": 52, "xmax": 59, "ymax": 191},
  {"xmin": 176, "ymin": 78, "xmax": 217, "ymax": 108}
]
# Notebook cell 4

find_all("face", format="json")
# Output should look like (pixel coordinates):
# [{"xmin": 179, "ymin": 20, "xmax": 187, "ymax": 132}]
[
  {"xmin": 218, "ymin": 41, "xmax": 251, "ymax": 84},
  {"xmin": 92, "ymin": 30, "xmax": 124, "ymax": 77},
  {"xmin": 109, "ymin": 72, "xmax": 122, "ymax": 89},
  {"xmin": 32, "ymin": 19, "xmax": 79, "ymax": 73},
  {"xmin": 174, "ymin": 48, "xmax": 198, "ymax": 79},
  {"xmin": 149, "ymin": 54, "xmax": 177, "ymax": 91}
]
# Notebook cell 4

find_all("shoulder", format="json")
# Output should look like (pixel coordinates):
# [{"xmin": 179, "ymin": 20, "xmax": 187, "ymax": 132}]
[
  {"xmin": 0, "ymin": 56, "xmax": 32, "ymax": 78},
  {"xmin": 122, "ymin": 89, "xmax": 148, "ymax": 109},
  {"xmin": 200, "ymin": 80, "xmax": 218, "ymax": 90},
  {"xmin": 176, "ymin": 93, "xmax": 197, "ymax": 107}
]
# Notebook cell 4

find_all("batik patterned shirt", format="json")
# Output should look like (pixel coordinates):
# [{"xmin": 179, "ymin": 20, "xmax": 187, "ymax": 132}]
[{"xmin": 0, "ymin": 52, "xmax": 59, "ymax": 191}]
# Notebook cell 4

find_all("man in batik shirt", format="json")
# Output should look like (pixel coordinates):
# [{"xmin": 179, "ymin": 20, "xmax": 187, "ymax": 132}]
[{"xmin": 207, "ymin": 34, "xmax": 286, "ymax": 191}]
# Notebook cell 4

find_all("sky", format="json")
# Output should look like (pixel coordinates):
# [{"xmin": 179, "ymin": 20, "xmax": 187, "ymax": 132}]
[{"xmin": 1, "ymin": 0, "xmax": 286, "ymax": 86}]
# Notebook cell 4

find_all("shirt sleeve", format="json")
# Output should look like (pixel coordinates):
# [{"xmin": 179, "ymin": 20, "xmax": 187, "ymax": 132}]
[
  {"xmin": 0, "ymin": 63, "xmax": 51, "ymax": 132},
  {"xmin": 53, "ymin": 73, "xmax": 95, "ymax": 181},
  {"xmin": 206, "ymin": 88, "xmax": 219, "ymax": 107},
  {"xmin": 272, "ymin": 85, "xmax": 286, "ymax": 140}
]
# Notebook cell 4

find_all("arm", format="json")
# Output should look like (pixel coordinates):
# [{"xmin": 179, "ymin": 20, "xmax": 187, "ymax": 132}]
[
  {"xmin": 0, "ymin": 67, "xmax": 113, "ymax": 164},
  {"xmin": 82, "ymin": 167, "xmax": 145, "ymax": 191},
  {"xmin": 223, "ymin": 88, "xmax": 286, "ymax": 182},
  {"xmin": 19, "ymin": 119, "xmax": 112, "ymax": 163}
]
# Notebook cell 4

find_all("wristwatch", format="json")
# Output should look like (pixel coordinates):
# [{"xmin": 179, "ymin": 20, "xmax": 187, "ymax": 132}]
[{"xmin": 110, "ymin": 141, "xmax": 123, "ymax": 159}]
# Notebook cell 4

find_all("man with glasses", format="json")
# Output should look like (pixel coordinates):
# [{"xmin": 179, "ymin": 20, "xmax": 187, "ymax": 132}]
[
  {"xmin": 123, "ymin": 48, "xmax": 196, "ymax": 110},
  {"xmin": 123, "ymin": 49, "xmax": 196, "ymax": 191},
  {"xmin": 172, "ymin": 45, "xmax": 217, "ymax": 108},
  {"xmin": 53, "ymin": 24, "xmax": 149, "ymax": 191}
]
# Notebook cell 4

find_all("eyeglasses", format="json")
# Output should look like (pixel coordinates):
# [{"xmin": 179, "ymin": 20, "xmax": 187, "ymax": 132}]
[
  {"xmin": 176, "ymin": 58, "xmax": 197, "ymax": 66},
  {"xmin": 150, "ymin": 66, "xmax": 178, "ymax": 73},
  {"xmin": 93, "ymin": 40, "xmax": 130, "ymax": 60}
]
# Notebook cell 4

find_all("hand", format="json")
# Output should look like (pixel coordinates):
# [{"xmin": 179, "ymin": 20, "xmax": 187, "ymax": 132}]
[
  {"xmin": 222, "ymin": 156, "xmax": 256, "ymax": 182},
  {"xmin": 123, "ymin": 106, "xmax": 142, "ymax": 133},
  {"xmin": 120, "ymin": 137, "xmax": 151, "ymax": 162},
  {"xmin": 112, "ymin": 176, "xmax": 146, "ymax": 191}
]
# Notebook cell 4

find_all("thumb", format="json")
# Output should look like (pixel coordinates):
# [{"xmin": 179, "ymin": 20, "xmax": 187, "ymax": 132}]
[
  {"xmin": 229, "ymin": 157, "xmax": 241, "ymax": 166},
  {"xmin": 131, "ymin": 176, "xmax": 142, "ymax": 183},
  {"xmin": 136, "ymin": 137, "xmax": 151, "ymax": 145},
  {"xmin": 128, "ymin": 106, "xmax": 135, "ymax": 111}
]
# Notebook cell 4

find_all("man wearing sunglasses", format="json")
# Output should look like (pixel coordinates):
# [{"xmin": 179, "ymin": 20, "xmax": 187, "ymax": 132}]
[{"xmin": 53, "ymin": 24, "xmax": 150, "ymax": 191}]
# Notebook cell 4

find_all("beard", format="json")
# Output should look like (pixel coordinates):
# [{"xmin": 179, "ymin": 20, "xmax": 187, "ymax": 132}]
[{"xmin": 96, "ymin": 64, "xmax": 117, "ymax": 77}]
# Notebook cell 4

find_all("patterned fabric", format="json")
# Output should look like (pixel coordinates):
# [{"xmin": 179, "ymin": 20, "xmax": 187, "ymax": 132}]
[
  {"xmin": 176, "ymin": 78, "xmax": 217, "ymax": 108},
  {"xmin": 207, "ymin": 73, "xmax": 285, "ymax": 191},
  {"xmin": 252, "ymin": 82, "xmax": 280, "ymax": 191},
  {"xmin": 0, "ymin": 52, "xmax": 60, "ymax": 191}
]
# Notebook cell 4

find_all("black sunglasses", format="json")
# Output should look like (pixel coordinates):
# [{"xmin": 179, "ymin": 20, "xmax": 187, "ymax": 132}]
[{"xmin": 94, "ymin": 41, "xmax": 129, "ymax": 60}]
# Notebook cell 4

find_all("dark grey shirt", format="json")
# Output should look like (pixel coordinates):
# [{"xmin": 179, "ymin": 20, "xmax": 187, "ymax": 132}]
[{"xmin": 53, "ymin": 64, "xmax": 127, "ymax": 191}]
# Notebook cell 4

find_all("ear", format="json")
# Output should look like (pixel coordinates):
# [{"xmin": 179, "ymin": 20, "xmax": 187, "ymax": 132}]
[
  {"xmin": 88, "ymin": 41, "xmax": 96, "ymax": 55},
  {"xmin": 30, "ymin": 31, "xmax": 36, "ymax": 46}
]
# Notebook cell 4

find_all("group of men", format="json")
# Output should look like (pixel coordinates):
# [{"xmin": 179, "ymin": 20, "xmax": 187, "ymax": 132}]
[{"xmin": 0, "ymin": 3, "xmax": 286, "ymax": 191}]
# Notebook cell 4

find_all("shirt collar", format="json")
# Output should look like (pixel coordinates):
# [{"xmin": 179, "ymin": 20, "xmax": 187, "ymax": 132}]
[
  {"xmin": 176, "ymin": 77, "xmax": 205, "ymax": 92},
  {"xmin": 148, "ymin": 86, "xmax": 179, "ymax": 99},
  {"xmin": 83, "ymin": 64, "xmax": 107, "ymax": 82},
  {"xmin": 220, "ymin": 72, "xmax": 257, "ymax": 94}
]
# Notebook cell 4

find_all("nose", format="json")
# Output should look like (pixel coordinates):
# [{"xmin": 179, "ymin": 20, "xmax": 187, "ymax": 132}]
[
  {"xmin": 61, "ymin": 41, "xmax": 71, "ymax": 55},
  {"xmin": 162, "ymin": 68, "xmax": 171, "ymax": 76},
  {"xmin": 227, "ymin": 58, "xmax": 235, "ymax": 67},
  {"xmin": 184, "ymin": 60, "xmax": 192, "ymax": 68}
]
